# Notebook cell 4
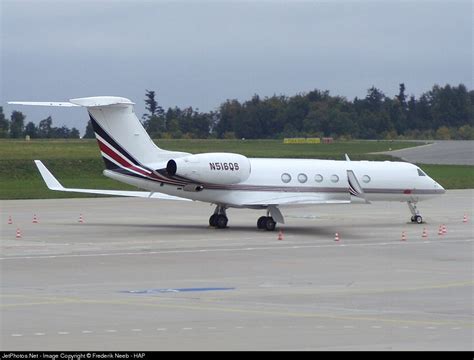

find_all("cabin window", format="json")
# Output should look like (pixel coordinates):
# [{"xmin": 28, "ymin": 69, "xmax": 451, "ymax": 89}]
[
  {"xmin": 330, "ymin": 174, "xmax": 339, "ymax": 183},
  {"xmin": 281, "ymin": 173, "xmax": 291, "ymax": 183},
  {"xmin": 315, "ymin": 174, "xmax": 323, "ymax": 182},
  {"xmin": 298, "ymin": 173, "xmax": 308, "ymax": 183},
  {"xmin": 362, "ymin": 175, "xmax": 371, "ymax": 183},
  {"xmin": 417, "ymin": 169, "xmax": 426, "ymax": 176}
]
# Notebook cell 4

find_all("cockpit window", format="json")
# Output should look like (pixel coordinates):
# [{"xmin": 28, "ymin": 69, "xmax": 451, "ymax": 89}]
[{"xmin": 417, "ymin": 169, "xmax": 426, "ymax": 176}]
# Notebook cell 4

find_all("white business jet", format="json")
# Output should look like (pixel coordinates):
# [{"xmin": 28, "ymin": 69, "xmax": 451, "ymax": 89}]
[{"xmin": 9, "ymin": 96, "xmax": 445, "ymax": 230}]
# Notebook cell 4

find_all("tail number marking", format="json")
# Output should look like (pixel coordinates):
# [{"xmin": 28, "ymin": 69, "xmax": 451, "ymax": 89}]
[{"xmin": 209, "ymin": 162, "xmax": 240, "ymax": 171}]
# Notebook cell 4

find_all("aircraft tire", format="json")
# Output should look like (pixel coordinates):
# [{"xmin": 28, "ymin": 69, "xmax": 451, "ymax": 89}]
[
  {"xmin": 209, "ymin": 214, "xmax": 218, "ymax": 227},
  {"xmin": 257, "ymin": 216, "xmax": 267, "ymax": 229},
  {"xmin": 216, "ymin": 214, "xmax": 228, "ymax": 229},
  {"xmin": 265, "ymin": 217, "xmax": 276, "ymax": 231}
]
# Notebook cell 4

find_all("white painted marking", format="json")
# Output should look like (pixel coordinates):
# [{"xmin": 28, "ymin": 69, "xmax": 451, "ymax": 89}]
[
  {"xmin": 58, "ymin": 331, "xmax": 69, "ymax": 335},
  {"xmin": 156, "ymin": 328, "xmax": 167, "ymax": 331},
  {"xmin": 315, "ymin": 325, "xmax": 325, "ymax": 329},
  {"xmin": 425, "ymin": 326, "xmax": 437, "ymax": 330},
  {"xmin": 105, "ymin": 329, "xmax": 117, "ymax": 333},
  {"xmin": 451, "ymin": 327, "xmax": 461, "ymax": 330},
  {"xmin": 11, "ymin": 334, "xmax": 23, "ymax": 337},
  {"xmin": 182, "ymin": 327, "xmax": 193, "ymax": 330},
  {"xmin": 400, "ymin": 326, "xmax": 410, "ymax": 329},
  {"xmin": 371, "ymin": 325, "xmax": 382, "ymax": 329},
  {"xmin": 81, "ymin": 330, "xmax": 93, "ymax": 334},
  {"xmin": 2, "ymin": 238, "xmax": 472, "ymax": 261},
  {"xmin": 235, "ymin": 326, "xmax": 244, "ymax": 329},
  {"xmin": 131, "ymin": 328, "xmax": 142, "ymax": 332},
  {"xmin": 343, "ymin": 325, "xmax": 355, "ymax": 329},
  {"xmin": 207, "ymin": 327, "xmax": 217, "ymax": 330},
  {"xmin": 34, "ymin": 332, "xmax": 45, "ymax": 336}
]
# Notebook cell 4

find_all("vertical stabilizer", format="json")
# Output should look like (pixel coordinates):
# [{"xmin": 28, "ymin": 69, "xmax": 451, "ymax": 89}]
[{"xmin": 69, "ymin": 97, "xmax": 189, "ymax": 167}]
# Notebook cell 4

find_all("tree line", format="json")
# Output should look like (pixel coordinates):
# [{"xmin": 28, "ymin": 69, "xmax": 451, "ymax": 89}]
[
  {"xmin": 0, "ymin": 110, "xmax": 80, "ymax": 139},
  {"xmin": 138, "ymin": 84, "xmax": 474, "ymax": 140},
  {"xmin": 1, "ymin": 83, "xmax": 473, "ymax": 140}
]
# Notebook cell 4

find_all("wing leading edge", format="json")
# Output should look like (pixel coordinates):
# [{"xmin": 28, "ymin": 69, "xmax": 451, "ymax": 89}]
[{"xmin": 34, "ymin": 160, "xmax": 190, "ymax": 201}]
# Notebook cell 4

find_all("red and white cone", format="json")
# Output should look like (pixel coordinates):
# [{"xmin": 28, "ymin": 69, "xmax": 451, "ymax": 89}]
[
  {"xmin": 422, "ymin": 227, "xmax": 428, "ymax": 239},
  {"xmin": 442, "ymin": 224, "xmax": 447, "ymax": 235},
  {"xmin": 8, "ymin": 215, "xmax": 13, "ymax": 225},
  {"xmin": 463, "ymin": 214, "xmax": 468, "ymax": 223},
  {"xmin": 78, "ymin": 214, "xmax": 84, "ymax": 223},
  {"xmin": 401, "ymin": 231, "xmax": 407, "ymax": 241},
  {"xmin": 277, "ymin": 229, "xmax": 284, "ymax": 241},
  {"xmin": 334, "ymin": 232, "xmax": 340, "ymax": 242},
  {"xmin": 438, "ymin": 225, "xmax": 443, "ymax": 236},
  {"xmin": 16, "ymin": 228, "xmax": 22, "ymax": 239},
  {"xmin": 32, "ymin": 214, "xmax": 39, "ymax": 223}
]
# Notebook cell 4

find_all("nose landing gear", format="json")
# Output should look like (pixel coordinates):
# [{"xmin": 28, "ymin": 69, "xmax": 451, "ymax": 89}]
[{"xmin": 408, "ymin": 201, "xmax": 423, "ymax": 224}]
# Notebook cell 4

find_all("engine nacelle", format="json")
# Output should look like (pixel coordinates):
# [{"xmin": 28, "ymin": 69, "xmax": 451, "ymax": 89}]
[{"xmin": 166, "ymin": 153, "xmax": 251, "ymax": 185}]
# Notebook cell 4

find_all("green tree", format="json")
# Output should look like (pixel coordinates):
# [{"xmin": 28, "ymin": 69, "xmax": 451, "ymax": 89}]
[
  {"xmin": 83, "ymin": 120, "xmax": 95, "ymax": 138},
  {"xmin": 70, "ymin": 127, "xmax": 80, "ymax": 139},
  {"xmin": 10, "ymin": 111, "xmax": 25, "ymax": 138},
  {"xmin": 24, "ymin": 122, "xmax": 38, "ymax": 138},
  {"xmin": 38, "ymin": 116, "xmax": 53, "ymax": 138},
  {"xmin": 0, "ymin": 107, "xmax": 9, "ymax": 138},
  {"xmin": 143, "ymin": 89, "xmax": 165, "ymax": 135},
  {"xmin": 396, "ymin": 83, "xmax": 407, "ymax": 109}
]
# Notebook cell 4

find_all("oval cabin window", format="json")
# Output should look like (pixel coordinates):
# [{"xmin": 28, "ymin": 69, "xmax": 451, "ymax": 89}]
[
  {"xmin": 315, "ymin": 174, "xmax": 323, "ymax": 182},
  {"xmin": 362, "ymin": 175, "xmax": 371, "ymax": 183},
  {"xmin": 281, "ymin": 173, "xmax": 291, "ymax": 183},
  {"xmin": 298, "ymin": 173, "xmax": 308, "ymax": 183},
  {"xmin": 330, "ymin": 174, "xmax": 339, "ymax": 183}
]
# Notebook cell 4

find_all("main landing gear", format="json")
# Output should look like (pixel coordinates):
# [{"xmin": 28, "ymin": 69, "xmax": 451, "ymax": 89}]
[
  {"xmin": 257, "ymin": 216, "xmax": 276, "ymax": 231},
  {"xmin": 209, "ymin": 206, "xmax": 279, "ymax": 231},
  {"xmin": 407, "ymin": 201, "xmax": 423, "ymax": 224},
  {"xmin": 257, "ymin": 208, "xmax": 278, "ymax": 231},
  {"xmin": 209, "ymin": 205, "xmax": 228, "ymax": 229}
]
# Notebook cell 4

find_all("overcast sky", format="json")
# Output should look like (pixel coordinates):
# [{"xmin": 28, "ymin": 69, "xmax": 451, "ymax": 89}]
[{"xmin": 1, "ymin": 0, "xmax": 472, "ymax": 135}]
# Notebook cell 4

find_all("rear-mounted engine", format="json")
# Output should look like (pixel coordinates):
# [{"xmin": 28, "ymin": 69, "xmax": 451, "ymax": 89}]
[{"xmin": 166, "ymin": 153, "xmax": 251, "ymax": 185}]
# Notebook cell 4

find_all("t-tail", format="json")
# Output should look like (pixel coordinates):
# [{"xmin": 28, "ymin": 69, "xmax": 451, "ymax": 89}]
[{"xmin": 8, "ymin": 96, "xmax": 189, "ymax": 171}]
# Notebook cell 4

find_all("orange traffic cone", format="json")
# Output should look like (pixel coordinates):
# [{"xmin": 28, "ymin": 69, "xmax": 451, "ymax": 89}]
[
  {"xmin": 401, "ymin": 231, "xmax": 406, "ymax": 241},
  {"xmin": 8, "ymin": 215, "xmax": 13, "ymax": 225},
  {"xmin": 463, "ymin": 214, "xmax": 468, "ymax": 223},
  {"xmin": 277, "ymin": 230, "xmax": 284, "ymax": 241},
  {"xmin": 442, "ymin": 224, "xmax": 447, "ymax": 235},
  {"xmin": 334, "ymin": 232, "xmax": 340, "ymax": 242},
  {"xmin": 78, "ymin": 214, "xmax": 84, "ymax": 223},
  {"xmin": 422, "ymin": 227, "xmax": 428, "ymax": 239},
  {"xmin": 16, "ymin": 228, "xmax": 22, "ymax": 239},
  {"xmin": 32, "ymin": 214, "xmax": 39, "ymax": 223}
]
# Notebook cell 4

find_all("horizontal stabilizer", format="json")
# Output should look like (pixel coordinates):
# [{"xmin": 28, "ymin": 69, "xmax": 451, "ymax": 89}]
[
  {"xmin": 8, "ymin": 101, "xmax": 79, "ymax": 107},
  {"xmin": 34, "ymin": 160, "xmax": 189, "ymax": 201},
  {"xmin": 9, "ymin": 96, "xmax": 135, "ymax": 108}
]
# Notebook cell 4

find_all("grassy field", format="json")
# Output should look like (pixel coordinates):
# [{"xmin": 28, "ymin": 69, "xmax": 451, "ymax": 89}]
[{"xmin": 0, "ymin": 139, "xmax": 472, "ymax": 199}]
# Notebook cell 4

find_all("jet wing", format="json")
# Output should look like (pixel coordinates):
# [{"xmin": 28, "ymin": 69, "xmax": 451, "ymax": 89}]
[
  {"xmin": 243, "ymin": 195, "xmax": 351, "ymax": 206},
  {"xmin": 34, "ymin": 160, "xmax": 190, "ymax": 201}
]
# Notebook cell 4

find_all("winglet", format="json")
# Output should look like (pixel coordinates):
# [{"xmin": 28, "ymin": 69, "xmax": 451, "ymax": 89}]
[
  {"xmin": 347, "ymin": 170, "xmax": 370, "ymax": 204},
  {"xmin": 34, "ymin": 160, "xmax": 64, "ymax": 190},
  {"xmin": 345, "ymin": 153, "xmax": 351, "ymax": 161}
]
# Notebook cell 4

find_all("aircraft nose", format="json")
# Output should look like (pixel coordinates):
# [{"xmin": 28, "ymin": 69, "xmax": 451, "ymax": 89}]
[{"xmin": 433, "ymin": 180, "xmax": 446, "ymax": 194}]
